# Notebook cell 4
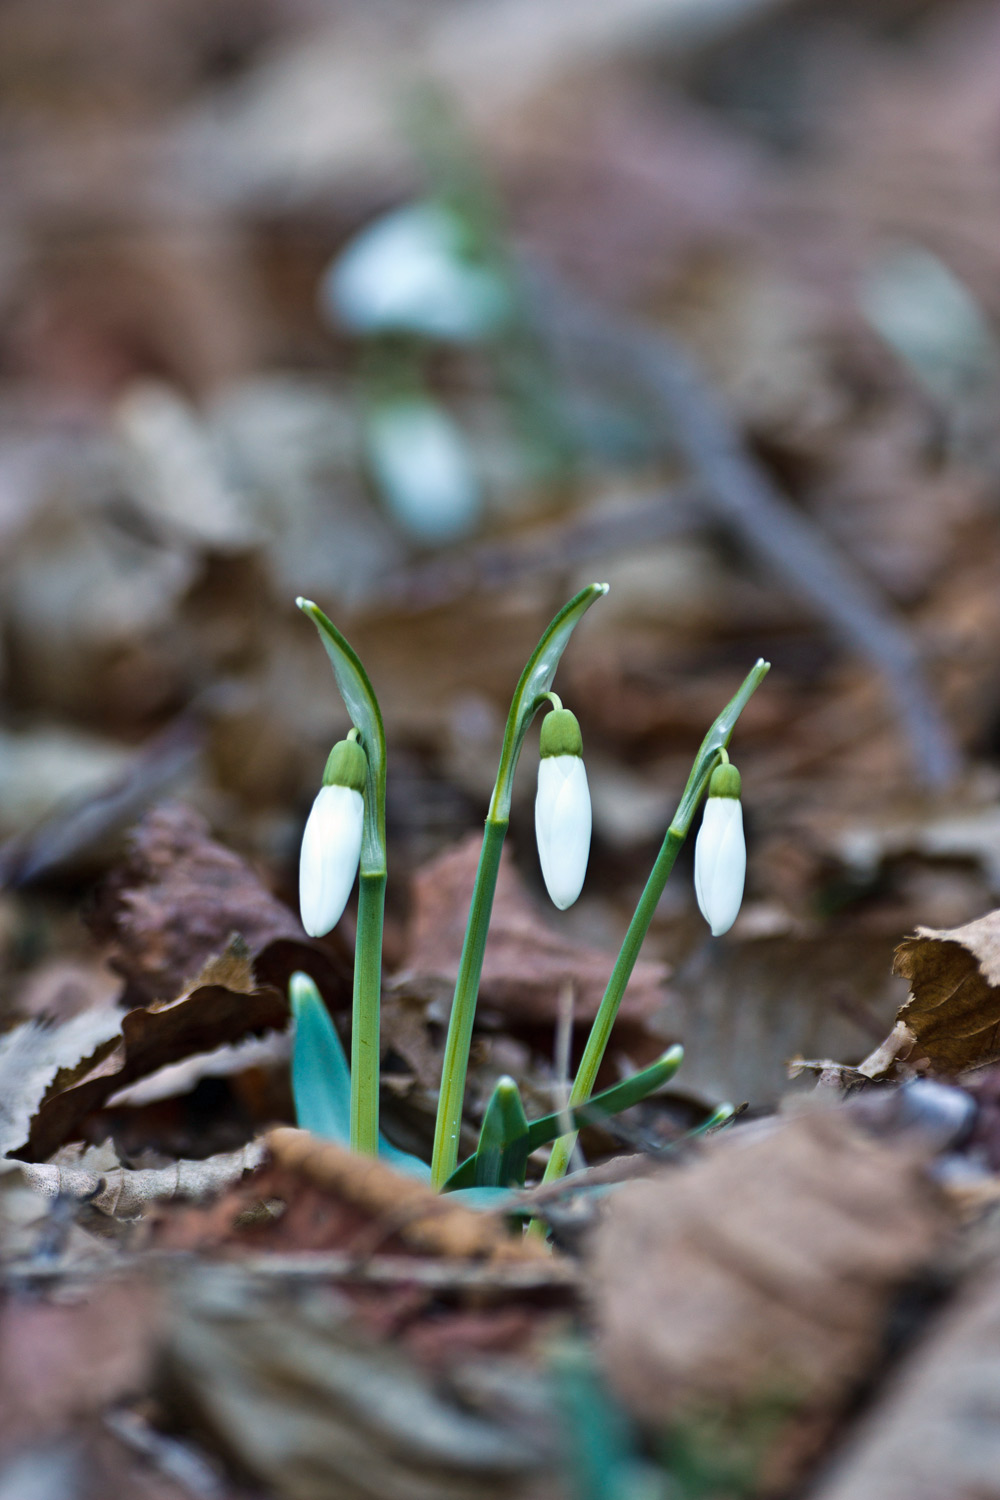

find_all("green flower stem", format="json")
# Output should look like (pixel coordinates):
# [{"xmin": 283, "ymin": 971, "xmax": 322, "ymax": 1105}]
[
  {"xmin": 429, "ymin": 582, "xmax": 609, "ymax": 1190},
  {"xmin": 351, "ymin": 870, "xmax": 386, "ymax": 1155},
  {"xmin": 431, "ymin": 813, "xmax": 507, "ymax": 1186},
  {"xmin": 542, "ymin": 657, "xmax": 770, "ymax": 1185}
]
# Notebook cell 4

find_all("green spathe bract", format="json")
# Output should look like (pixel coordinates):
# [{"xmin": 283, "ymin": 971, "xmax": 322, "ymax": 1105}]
[
  {"xmin": 322, "ymin": 736, "xmax": 368, "ymax": 792},
  {"xmin": 297, "ymin": 599, "xmax": 387, "ymax": 1157},
  {"xmin": 430, "ymin": 581, "xmax": 609, "ymax": 1187}
]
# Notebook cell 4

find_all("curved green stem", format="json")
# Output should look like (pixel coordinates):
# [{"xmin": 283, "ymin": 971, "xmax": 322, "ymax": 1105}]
[
  {"xmin": 542, "ymin": 657, "xmax": 770, "ymax": 1184},
  {"xmin": 351, "ymin": 871, "xmax": 386, "ymax": 1154},
  {"xmin": 431, "ymin": 815, "xmax": 507, "ymax": 1185},
  {"xmin": 430, "ymin": 582, "xmax": 609, "ymax": 1187}
]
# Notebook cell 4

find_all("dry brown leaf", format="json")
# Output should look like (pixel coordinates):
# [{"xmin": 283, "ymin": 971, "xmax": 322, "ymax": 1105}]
[
  {"xmin": 9, "ymin": 1138, "xmax": 266, "ymax": 1218},
  {"xmin": 0, "ymin": 1007, "xmax": 125, "ymax": 1157},
  {"xmin": 393, "ymin": 834, "xmax": 667, "ymax": 1024},
  {"xmin": 88, "ymin": 802, "xmax": 344, "ymax": 1004},
  {"xmin": 160, "ymin": 1263, "xmax": 548, "ymax": 1500},
  {"xmin": 155, "ymin": 1128, "xmax": 548, "ymax": 1264},
  {"xmin": 10, "ymin": 955, "xmax": 289, "ymax": 1163},
  {"xmin": 262, "ymin": 1128, "xmax": 547, "ymax": 1264},
  {"xmin": 861, "ymin": 909, "xmax": 1000, "ymax": 1080},
  {"xmin": 810, "ymin": 1252, "xmax": 1000, "ymax": 1500},
  {"xmin": 589, "ymin": 1107, "xmax": 951, "ymax": 1466}
]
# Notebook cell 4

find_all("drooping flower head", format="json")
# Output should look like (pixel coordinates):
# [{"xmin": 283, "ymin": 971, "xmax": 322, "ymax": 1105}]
[
  {"xmin": 299, "ymin": 732, "xmax": 367, "ymax": 938},
  {"xmin": 535, "ymin": 702, "xmax": 592, "ymax": 911},
  {"xmin": 694, "ymin": 756, "xmax": 745, "ymax": 937}
]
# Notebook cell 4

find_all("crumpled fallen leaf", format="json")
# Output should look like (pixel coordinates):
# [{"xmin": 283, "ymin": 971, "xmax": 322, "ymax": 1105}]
[
  {"xmin": 8, "ymin": 1138, "xmax": 266, "ymax": 1219},
  {"xmin": 157, "ymin": 1127, "xmax": 548, "ymax": 1264},
  {"xmin": 589, "ymin": 1105, "xmax": 951, "ymax": 1478},
  {"xmin": 861, "ymin": 908, "xmax": 1000, "ymax": 1079},
  {"xmin": 9, "ymin": 941, "xmax": 288, "ymax": 1163},
  {"xmin": 392, "ymin": 834, "xmax": 667, "ymax": 1023},
  {"xmin": 0, "ymin": 1007, "xmax": 124, "ymax": 1157},
  {"xmin": 810, "ymin": 1249, "xmax": 1000, "ymax": 1500},
  {"xmin": 88, "ymin": 801, "xmax": 345, "ymax": 1004}
]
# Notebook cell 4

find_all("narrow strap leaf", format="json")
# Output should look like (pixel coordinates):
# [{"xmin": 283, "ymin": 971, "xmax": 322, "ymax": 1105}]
[
  {"xmin": 289, "ymin": 971, "xmax": 351, "ymax": 1143},
  {"xmin": 289, "ymin": 972, "xmax": 431, "ymax": 1179},
  {"xmin": 443, "ymin": 1045, "xmax": 684, "ymax": 1190}
]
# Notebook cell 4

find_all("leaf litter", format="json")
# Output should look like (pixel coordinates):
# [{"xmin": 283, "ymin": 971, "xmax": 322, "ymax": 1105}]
[{"xmin": 9, "ymin": 1, "xmax": 1000, "ymax": 1495}]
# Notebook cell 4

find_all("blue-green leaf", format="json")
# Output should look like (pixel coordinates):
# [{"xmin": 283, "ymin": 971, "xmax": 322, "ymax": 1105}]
[
  {"xmin": 290, "ymin": 971, "xmax": 351, "ymax": 1142},
  {"xmin": 473, "ymin": 1076, "xmax": 531, "ymax": 1188},
  {"xmin": 443, "ymin": 1045, "xmax": 684, "ymax": 1191},
  {"xmin": 289, "ymin": 972, "xmax": 431, "ymax": 1179},
  {"xmin": 296, "ymin": 599, "xmax": 387, "ymax": 877}
]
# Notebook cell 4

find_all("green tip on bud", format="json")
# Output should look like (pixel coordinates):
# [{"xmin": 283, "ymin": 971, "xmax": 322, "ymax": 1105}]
[
  {"xmin": 322, "ymin": 736, "xmax": 368, "ymax": 792},
  {"xmin": 708, "ymin": 760, "xmax": 742, "ymax": 800},
  {"xmin": 540, "ymin": 707, "xmax": 583, "ymax": 759}
]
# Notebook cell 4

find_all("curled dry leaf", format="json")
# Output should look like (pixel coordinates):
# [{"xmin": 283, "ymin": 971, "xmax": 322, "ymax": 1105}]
[
  {"xmin": 12, "ymin": 1139, "xmax": 266, "ymax": 1218},
  {"xmin": 156, "ymin": 1128, "xmax": 548, "ymax": 1264},
  {"xmin": 589, "ymin": 1106, "xmax": 952, "ymax": 1480},
  {"xmin": 0, "ymin": 1007, "xmax": 125, "ymax": 1158},
  {"xmin": 810, "ymin": 1253, "xmax": 1000, "ymax": 1500},
  {"xmin": 392, "ymin": 833, "xmax": 667, "ymax": 1024},
  {"xmin": 264, "ymin": 1128, "xmax": 547, "ymax": 1263},
  {"xmin": 10, "ymin": 948, "xmax": 289, "ymax": 1163},
  {"xmin": 861, "ymin": 908, "xmax": 1000, "ymax": 1080}
]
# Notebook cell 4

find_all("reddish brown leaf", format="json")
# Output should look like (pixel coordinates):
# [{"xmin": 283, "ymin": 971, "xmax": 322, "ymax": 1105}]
[
  {"xmin": 88, "ymin": 802, "xmax": 347, "ymax": 1003},
  {"xmin": 589, "ymin": 1106, "xmax": 951, "ymax": 1479},
  {"xmin": 11, "ymin": 969, "xmax": 288, "ymax": 1163},
  {"xmin": 393, "ymin": 834, "xmax": 667, "ymax": 1024}
]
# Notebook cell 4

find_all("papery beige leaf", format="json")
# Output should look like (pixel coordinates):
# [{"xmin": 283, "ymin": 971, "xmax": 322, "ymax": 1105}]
[
  {"xmin": 10, "ymin": 1139, "xmax": 266, "ymax": 1218},
  {"xmin": 589, "ymin": 1106, "xmax": 951, "ymax": 1485},
  {"xmin": 0, "ymin": 1009, "xmax": 124, "ymax": 1158},
  {"xmin": 861, "ymin": 909, "xmax": 1000, "ymax": 1079}
]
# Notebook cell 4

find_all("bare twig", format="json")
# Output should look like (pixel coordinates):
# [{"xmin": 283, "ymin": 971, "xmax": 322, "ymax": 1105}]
[{"xmin": 526, "ymin": 266, "xmax": 961, "ymax": 789}]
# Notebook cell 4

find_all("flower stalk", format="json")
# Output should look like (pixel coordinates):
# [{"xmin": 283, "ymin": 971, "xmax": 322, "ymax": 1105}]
[
  {"xmin": 429, "ymin": 582, "xmax": 609, "ymax": 1187},
  {"xmin": 541, "ymin": 657, "xmax": 770, "ymax": 1185}
]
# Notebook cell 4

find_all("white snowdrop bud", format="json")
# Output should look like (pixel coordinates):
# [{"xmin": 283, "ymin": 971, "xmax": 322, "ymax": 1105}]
[
  {"xmin": 321, "ymin": 201, "xmax": 510, "ymax": 342},
  {"xmin": 364, "ymin": 397, "xmax": 481, "ymax": 544},
  {"xmin": 299, "ymin": 736, "xmax": 367, "ymax": 937},
  {"xmin": 535, "ymin": 707, "xmax": 592, "ymax": 911},
  {"xmin": 694, "ymin": 760, "xmax": 746, "ymax": 937}
]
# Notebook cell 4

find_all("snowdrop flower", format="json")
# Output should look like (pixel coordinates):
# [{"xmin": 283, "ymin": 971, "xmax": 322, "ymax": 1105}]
[
  {"xmin": 299, "ymin": 732, "xmax": 367, "ymax": 937},
  {"xmin": 535, "ymin": 702, "xmax": 592, "ymax": 910},
  {"xmin": 365, "ymin": 397, "xmax": 481, "ymax": 544},
  {"xmin": 694, "ymin": 757, "xmax": 745, "ymax": 937},
  {"xmin": 322, "ymin": 201, "xmax": 510, "ymax": 342}
]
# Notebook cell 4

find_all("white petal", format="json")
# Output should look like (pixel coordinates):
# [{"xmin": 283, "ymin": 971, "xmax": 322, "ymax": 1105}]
[
  {"xmin": 694, "ymin": 796, "xmax": 746, "ymax": 937},
  {"xmin": 535, "ymin": 755, "xmax": 592, "ymax": 910},
  {"xmin": 322, "ymin": 203, "xmax": 508, "ymax": 341},
  {"xmin": 299, "ymin": 785, "xmax": 364, "ymax": 937},
  {"xmin": 365, "ymin": 400, "xmax": 481, "ymax": 544}
]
